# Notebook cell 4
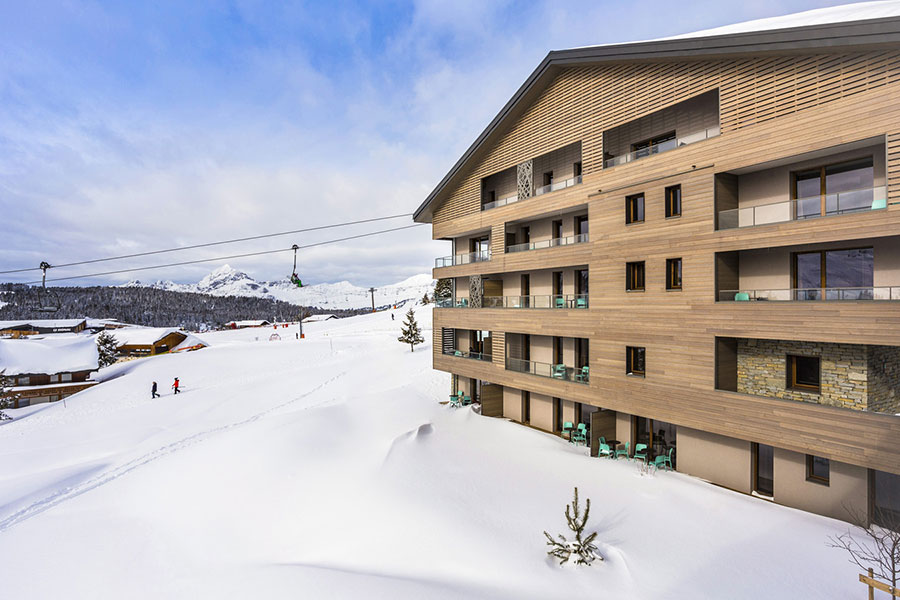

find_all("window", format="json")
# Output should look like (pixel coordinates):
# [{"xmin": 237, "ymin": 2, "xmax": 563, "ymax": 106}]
[
  {"xmin": 626, "ymin": 346, "xmax": 645, "ymax": 377},
  {"xmin": 61, "ymin": 373, "xmax": 72, "ymax": 382},
  {"xmin": 523, "ymin": 391, "xmax": 531, "ymax": 424},
  {"xmin": 552, "ymin": 220, "xmax": 563, "ymax": 241},
  {"xmin": 552, "ymin": 271, "xmax": 563, "ymax": 296},
  {"xmin": 787, "ymin": 355, "xmax": 820, "ymax": 392},
  {"xmin": 543, "ymin": 171, "xmax": 553, "ymax": 187},
  {"xmin": 575, "ymin": 215, "xmax": 588, "ymax": 237},
  {"xmin": 554, "ymin": 397, "xmax": 563, "ymax": 432},
  {"xmin": 792, "ymin": 247, "xmax": 873, "ymax": 300},
  {"xmin": 666, "ymin": 258, "xmax": 682, "ymax": 290},
  {"xmin": 753, "ymin": 443, "xmax": 775, "ymax": 497},
  {"xmin": 17, "ymin": 376, "xmax": 29, "ymax": 386},
  {"xmin": 632, "ymin": 131, "xmax": 676, "ymax": 158},
  {"xmin": 575, "ymin": 269, "xmax": 588, "ymax": 296},
  {"xmin": 806, "ymin": 455, "xmax": 830, "ymax": 485},
  {"xmin": 793, "ymin": 157, "xmax": 874, "ymax": 218},
  {"xmin": 574, "ymin": 162, "xmax": 582, "ymax": 177},
  {"xmin": 626, "ymin": 193, "xmax": 645, "ymax": 224},
  {"xmin": 665, "ymin": 185, "xmax": 682, "ymax": 218},
  {"xmin": 626, "ymin": 261, "xmax": 645, "ymax": 291}
]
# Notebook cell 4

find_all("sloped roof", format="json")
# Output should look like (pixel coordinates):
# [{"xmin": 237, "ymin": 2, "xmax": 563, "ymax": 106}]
[
  {"xmin": 413, "ymin": 3, "xmax": 900, "ymax": 222},
  {"xmin": 0, "ymin": 319, "xmax": 86, "ymax": 330},
  {"xmin": 0, "ymin": 335, "xmax": 99, "ymax": 376},
  {"xmin": 113, "ymin": 327, "xmax": 185, "ymax": 347}
]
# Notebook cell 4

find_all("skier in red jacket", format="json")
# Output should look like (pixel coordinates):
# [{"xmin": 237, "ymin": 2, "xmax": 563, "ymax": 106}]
[{"xmin": 172, "ymin": 377, "xmax": 180, "ymax": 394}]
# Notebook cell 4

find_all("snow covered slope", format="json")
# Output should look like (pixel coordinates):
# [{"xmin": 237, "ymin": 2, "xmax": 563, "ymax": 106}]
[
  {"xmin": 0, "ymin": 304, "xmax": 867, "ymax": 599},
  {"xmin": 123, "ymin": 265, "xmax": 434, "ymax": 310}
]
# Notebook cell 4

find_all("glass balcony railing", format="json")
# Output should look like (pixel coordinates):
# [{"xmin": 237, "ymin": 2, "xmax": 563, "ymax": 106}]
[
  {"xmin": 483, "ymin": 294, "xmax": 589, "ymax": 309},
  {"xmin": 443, "ymin": 348, "xmax": 492, "ymax": 362},
  {"xmin": 717, "ymin": 186, "xmax": 887, "ymax": 230},
  {"xmin": 482, "ymin": 193, "xmax": 519, "ymax": 211},
  {"xmin": 719, "ymin": 287, "xmax": 900, "ymax": 302},
  {"xmin": 604, "ymin": 126, "xmax": 720, "ymax": 169},
  {"xmin": 533, "ymin": 175, "xmax": 582, "ymax": 197},
  {"xmin": 506, "ymin": 233, "xmax": 589, "ymax": 253},
  {"xmin": 435, "ymin": 249, "xmax": 491, "ymax": 268},
  {"xmin": 506, "ymin": 357, "xmax": 589, "ymax": 384}
]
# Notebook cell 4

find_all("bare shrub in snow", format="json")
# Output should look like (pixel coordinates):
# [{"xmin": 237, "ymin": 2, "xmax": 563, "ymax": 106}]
[
  {"xmin": 828, "ymin": 506, "xmax": 900, "ymax": 591},
  {"xmin": 96, "ymin": 331, "xmax": 119, "ymax": 368},
  {"xmin": 0, "ymin": 369, "xmax": 18, "ymax": 421},
  {"xmin": 397, "ymin": 308, "xmax": 424, "ymax": 352},
  {"xmin": 543, "ymin": 487, "xmax": 602, "ymax": 566}
]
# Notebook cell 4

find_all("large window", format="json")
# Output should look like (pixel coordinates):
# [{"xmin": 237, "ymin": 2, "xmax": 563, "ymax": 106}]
[
  {"xmin": 753, "ymin": 443, "xmax": 774, "ymax": 497},
  {"xmin": 575, "ymin": 215, "xmax": 588, "ymax": 236},
  {"xmin": 626, "ymin": 262, "xmax": 645, "ymax": 291},
  {"xmin": 632, "ymin": 131, "xmax": 675, "ymax": 159},
  {"xmin": 874, "ymin": 470, "xmax": 900, "ymax": 526},
  {"xmin": 787, "ymin": 355, "xmax": 820, "ymax": 393},
  {"xmin": 626, "ymin": 346, "xmax": 645, "ymax": 377},
  {"xmin": 665, "ymin": 185, "xmax": 682, "ymax": 218},
  {"xmin": 794, "ymin": 157, "xmax": 874, "ymax": 218},
  {"xmin": 806, "ymin": 455, "xmax": 830, "ymax": 485},
  {"xmin": 666, "ymin": 258, "xmax": 682, "ymax": 290},
  {"xmin": 792, "ymin": 247, "xmax": 873, "ymax": 300},
  {"xmin": 626, "ymin": 194, "xmax": 645, "ymax": 224}
]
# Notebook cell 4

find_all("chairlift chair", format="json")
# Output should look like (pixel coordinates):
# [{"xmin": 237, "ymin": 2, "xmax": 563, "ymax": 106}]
[
  {"xmin": 289, "ymin": 244, "xmax": 303, "ymax": 288},
  {"xmin": 33, "ymin": 261, "xmax": 61, "ymax": 313}
]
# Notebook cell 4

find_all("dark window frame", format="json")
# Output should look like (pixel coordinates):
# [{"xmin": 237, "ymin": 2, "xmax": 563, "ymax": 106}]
[
  {"xmin": 666, "ymin": 257, "xmax": 682, "ymax": 290},
  {"xmin": 806, "ymin": 455, "xmax": 830, "ymax": 486},
  {"xmin": 787, "ymin": 354, "xmax": 821, "ymax": 393},
  {"xmin": 665, "ymin": 184, "xmax": 682, "ymax": 218},
  {"xmin": 626, "ymin": 193, "xmax": 645, "ymax": 225},
  {"xmin": 626, "ymin": 261, "xmax": 645, "ymax": 291},
  {"xmin": 626, "ymin": 346, "xmax": 646, "ymax": 377}
]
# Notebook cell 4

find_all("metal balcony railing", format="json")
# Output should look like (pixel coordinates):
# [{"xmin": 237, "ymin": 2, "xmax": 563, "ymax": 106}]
[
  {"xmin": 483, "ymin": 294, "xmax": 589, "ymax": 309},
  {"xmin": 443, "ymin": 348, "xmax": 492, "ymax": 362},
  {"xmin": 482, "ymin": 193, "xmax": 519, "ymax": 211},
  {"xmin": 533, "ymin": 175, "xmax": 582, "ymax": 197},
  {"xmin": 435, "ymin": 249, "xmax": 491, "ymax": 269},
  {"xmin": 506, "ymin": 357, "xmax": 589, "ymax": 384},
  {"xmin": 506, "ymin": 233, "xmax": 589, "ymax": 253},
  {"xmin": 719, "ymin": 287, "xmax": 900, "ymax": 302},
  {"xmin": 604, "ymin": 126, "xmax": 720, "ymax": 169},
  {"xmin": 717, "ymin": 186, "xmax": 887, "ymax": 230}
]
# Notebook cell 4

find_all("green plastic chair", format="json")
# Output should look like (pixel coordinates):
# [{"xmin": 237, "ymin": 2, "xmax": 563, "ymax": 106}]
[
  {"xmin": 734, "ymin": 292, "xmax": 750, "ymax": 301},
  {"xmin": 576, "ymin": 365, "xmax": 589, "ymax": 383},
  {"xmin": 552, "ymin": 364, "xmax": 567, "ymax": 379},
  {"xmin": 576, "ymin": 297, "xmax": 587, "ymax": 308},
  {"xmin": 614, "ymin": 441, "xmax": 630, "ymax": 460},
  {"xmin": 872, "ymin": 196, "xmax": 887, "ymax": 210},
  {"xmin": 572, "ymin": 423, "xmax": 587, "ymax": 445},
  {"xmin": 562, "ymin": 421, "xmax": 574, "ymax": 442},
  {"xmin": 598, "ymin": 436, "xmax": 606, "ymax": 445},
  {"xmin": 633, "ymin": 443, "xmax": 649, "ymax": 463},
  {"xmin": 554, "ymin": 296, "xmax": 565, "ymax": 308},
  {"xmin": 597, "ymin": 443, "xmax": 612, "ymax": 458},
  {"xmin": 653, "ymin": 448, "xmax": 674, "ymax": 471}
]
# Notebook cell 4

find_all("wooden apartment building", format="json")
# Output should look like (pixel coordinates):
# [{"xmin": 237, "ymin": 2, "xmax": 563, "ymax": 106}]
[{"xmin": 414, "ymin": 12, "xmax": 900, "ymax": 524}]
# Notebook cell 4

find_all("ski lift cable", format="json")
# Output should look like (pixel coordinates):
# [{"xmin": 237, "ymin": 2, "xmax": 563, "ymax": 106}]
[
  {"xmin": 0, "ymin": 212, "xmax": 414, "ymax": 275},
  {"xmin": 20, "ymin": 223, "xmax": 427, "ymax": 285}
]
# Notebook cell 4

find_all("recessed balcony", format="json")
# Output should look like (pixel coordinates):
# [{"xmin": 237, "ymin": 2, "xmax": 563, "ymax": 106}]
[
  {"xmin": 506, "ymin": 233, "xmax": 588, "ymax": 254},
  {"xmin": 505, "ymin": 357, "xmax": 589, "ymax": 384},
  {"xmin": 481, "ymin": 141, "xmax": 582, "ymax": 211},
  {"xmin": 442, "ymin": 348, "xmax": 492, "ymax": 362},
  {"xmin": 434, "ymin": 249, "xmax": 490, "ymax": 269}
]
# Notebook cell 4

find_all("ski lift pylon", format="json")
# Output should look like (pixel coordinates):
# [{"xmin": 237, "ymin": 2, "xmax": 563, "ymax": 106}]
[
  {"xmin": 289, "ymin": 244, "xmax": 303, "ymax": 288},
  {"xmin": 34, "ymin": 261, "xmax": 61, "ymax": 313}
]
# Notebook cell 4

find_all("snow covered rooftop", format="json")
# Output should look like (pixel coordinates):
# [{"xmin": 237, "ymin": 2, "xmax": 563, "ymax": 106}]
[
  {"xmin": 112, "ymin": 327, "xmax": 207, "ymax": 351},
  {"xmin": 301, "ymin": 314, "xmax": 337, "ymax": 323},
  {"xmin": 226, "ymin": 320, "xmax": 271, "ymax": 327},
  {"xmin": 0, "ymin": 335, "xmax": 99, "ymax": 376},
  {"xmin": 0, "ymin": 319, "xmax": 86, "ymax": 330}
]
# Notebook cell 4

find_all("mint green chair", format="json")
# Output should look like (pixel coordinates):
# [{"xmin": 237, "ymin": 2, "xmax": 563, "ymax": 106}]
[
  {"xmin": 597, "ymin": 443, "xmax": 612, "ymax": 458},
  {"xmin": 633, "ymin": 443, "xmax": 649, "ymax": 463},
  {"xmin": 555, "ymin": 296, "xmax": 565, "ymax": 308},
  {"xmin": 653, "ymin": 448, "xmax": 674, "ymax": 471},
  {"xmin": 448, "ymin": 392, "xmax": 462, "ymax": 408},
  {"xmin": 734, "ymin": 292, "xmax": 750, "ymax": 301},
  {"xmin": 614, "ymin": 441, "xmax": 630, "ymax": 460},
  {"xmin": 552, "ymin": 364, "xmax": 567, "ymax": 379},
  {"xmin": 576, "ymin": 297, "xmax": 587, "ymax": 308},
  {"xmin": 872, "ymin": 197, "xmax": 887, "ymax": 210},
  {"xmin": 562, "ymin": 421, "xmax": 574, "ymax": 442},
  {"xmin": 576, "ymin": 366, "xmax": 589, "ymax": 383},
  {"xmin": 572, "ymin": 423, "xmax": 587, "ymax": 445}
]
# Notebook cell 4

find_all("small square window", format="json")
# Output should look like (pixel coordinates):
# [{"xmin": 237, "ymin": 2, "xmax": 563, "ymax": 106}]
[
  {"xmin": 666, "ymin": 258, "xmax": 682, "ymax": 290},
  {"xmin": 787, "ymin": 355, "xmax": 820, "ymax": 393},
  {"xmin": 665, "ymin": 185, "xmax": 682, "ymax": 218},
  {"xmin": 626, "ymin": 262, "xmax": 645, "ymax": 291},
  {"xmin": 626, "ymin": 346, "xmax": 645, "ymax": 377},
  {"xmin": 626, "ymin": 194, "xmax": 645, "ymax": 224},
  {"xmin": 806, "ymin": 455, "xmax": 830, "ymax": 485}
]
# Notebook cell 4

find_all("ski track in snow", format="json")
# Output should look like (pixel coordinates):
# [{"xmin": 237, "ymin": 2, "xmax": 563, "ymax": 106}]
[{"xmin": 0, "ymin": 370, "xmax": 349, "ymax": 534}]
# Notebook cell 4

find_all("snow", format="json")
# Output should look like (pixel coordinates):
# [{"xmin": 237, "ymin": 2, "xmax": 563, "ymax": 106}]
[
  {"xmin": 572, "ymin": 1, "xmax": 900, "ymax": 49},
  {"xmin": 0, "ymin": 335, "xmax": 99, "ymax": 376},
  {"xmin": 0, "ymin": 305, "xmax": 868, "ymax": 598},
  {"xmin": 0, "ymin": 318, "xmax": 86, "ymax": 330},
  {"xmin": 112, "ymin": 326, "xmax": 206, "ymax": 351}
]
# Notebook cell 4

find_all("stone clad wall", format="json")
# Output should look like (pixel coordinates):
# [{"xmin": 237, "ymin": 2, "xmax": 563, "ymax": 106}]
[
  {"xmin": 736, "ymin": 339, "xmax": 868, "ymax": 410},
  {"xmin": 868, "ymin": 346, "xmax": 900, "ymax": 414}
]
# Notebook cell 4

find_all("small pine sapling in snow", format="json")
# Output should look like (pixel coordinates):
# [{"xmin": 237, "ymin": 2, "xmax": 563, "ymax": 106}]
[
  {"xmin": 397, "ymin": 308, "xmax": 424, "ymax": 352},
  {"xmin": 421, "ymin": 292, "xmax": 430, "ymax": 305},
  {"xmin": 543, "ymin": 487, "xmax": 602, "ymax": 566},
  {"xmin": 0, "ymin": 369, "xmax": 18, "ymax": 421},
  {"xmin": 96, "ymin": 331, "xmax": 119, "ymax": 368}
]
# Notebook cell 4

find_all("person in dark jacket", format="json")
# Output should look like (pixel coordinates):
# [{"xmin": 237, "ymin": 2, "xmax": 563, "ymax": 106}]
[
  {"xmin": 172, "ymin": 377, "xmax": 180, "ymax": 394},
  {"xmin": 151, "ymin": 381, "xmax": 159, "ymax": 399}
]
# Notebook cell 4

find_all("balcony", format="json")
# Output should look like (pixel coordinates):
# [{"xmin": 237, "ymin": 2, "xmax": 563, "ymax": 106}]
[
  {"xmin": 435, "ymin": 249, "xmax": 491, "ymax": 269},
  {"xmin": 481, "ymin": 141, "xmax": 582, "ymax": 211},
  {"xmin": 505, "ymin": 357, "xmax": 589, "ymax": 384},
  {"xmin": 533, "ymin": 175, "xmax": 582, "ymax": 197},
  {"xmin": 506, "ymin": 233, "xmax": 588, "ymax": 253},
  {"xmin": 482, "ymin": 193, "xmax": 519, "ymax": 211},
  {"xmin": 718, "ymin": 186, "xmax": 886, "ymax": 229},
  {"xmin": 719, "ymin": 287, "xmax": 900, "ymax": 302},
  {"xmin": 442, "ymin": 348, "xmax": 492, "ymax": 362},
  {"xmin": 485, "ymin": 294, "xmax": 588, "ymax": 309},
  {"xmin": 603, "ymin": 127, "xmax": 720, "ymax": 169}
]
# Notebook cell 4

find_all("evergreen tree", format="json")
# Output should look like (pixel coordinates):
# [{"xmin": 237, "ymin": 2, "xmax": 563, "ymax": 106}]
[
  {"xmin": 397, "ymin": 308, "xmax": 424, "ymax": 352},
  {"xmin": 96, "ymin": 331, "xmax": 119, "ymax": 368},
  {"xmin": 543, "ymin": 487, "xmax": 602, "ymax": 566},
  {"xmin": 434, "ymin": 278, "xmax": 452, "ymax": 299},
  {"xmin": 421, "ymin": 292, "xmax": 430, "ymax": 305},
  {"xmin": 0, "ymin": 369, "xmax": 17, "ymax": 421}
]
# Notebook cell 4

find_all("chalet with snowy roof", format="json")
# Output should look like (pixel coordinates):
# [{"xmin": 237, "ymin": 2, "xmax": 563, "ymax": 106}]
[
  {"xmin": 115, "ymin": 327, "xmax": 207, "ymax": 357},
  {"xmin": 0, "ymin": 335, "xmax": 99, "ymax": 408},
  {"xmin": 0, "ymin": 318, "xmax": 87, "ymax": 337},
  {"xmin": 301, "ymin": 314, "xmax": 337, "ymax": 323},
  {"xmin": 85, "ymin": 318, "xmax": 130, "ymax": 333},
  {"xmin": 225, "ymin": 319, "xmax": 271, "ymax": 329}
]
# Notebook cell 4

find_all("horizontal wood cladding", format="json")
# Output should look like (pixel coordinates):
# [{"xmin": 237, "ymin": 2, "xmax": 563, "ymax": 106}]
[
  {"xmin": 889, "ymin": 131, "xmax": 900, "ymax": 205},
  {"xmin": 434, "ymin": 350, "xmax": 900, "ymax": 476},
  {"xmin": 432, "ymin": 50, "xmax": 900, "ymax": 226}
]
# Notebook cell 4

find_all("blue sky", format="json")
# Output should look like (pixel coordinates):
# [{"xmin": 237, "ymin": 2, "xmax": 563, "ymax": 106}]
[{"xmin": 0, "ymin": 0, "xmax": 860, "ymax": 287}]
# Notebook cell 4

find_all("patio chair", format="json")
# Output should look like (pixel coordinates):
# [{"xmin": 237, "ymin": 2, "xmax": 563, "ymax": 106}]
[
  {"xmin": 598, "ymin": 436, "xmax": 606, "ymax": 445},
  {"xmin": 653, "ymin": 448, "xmax": 675, "ymax": 471},
  {"xmin": 614, "ymin": 441, "xmax": 630, "ymax": 460},
  {"xmin": 555, "ymin": 296, "xmax": 565, "ymax": 308},
  {"xmin": 734, "ymin": 292, "xmax": 750, "ymax": 301},
  {"xmin": 633, "ymin": 443, "xmax": 649, "ymax": 463},
  {"xmin": 576, "ymin": 365, "xmax": 589, "ymax": 383},
  {"xmin": 551, "ymin": 364, "xmax": 567, "ymax": 379},
  {"xmin": 575, "ymin": 297, "xmax": 587, "ymax": 308},
  {"xmin": 597, "ymin": 443, "xmax": 612, "ymax": 458},
  {"xmin": 448, "ymin": 393, "xmax": 462, "ymax": 408},
  {"xmin": 461, "ymin": 394, "xmax": 472, "ymax": 406},
  {"xmin": 562, "ymin": 421, "xmax": 574, "ymax": 442},
  {"xmin": 572, "ymin": 423, "xmax": 588, "ymax": 445}
]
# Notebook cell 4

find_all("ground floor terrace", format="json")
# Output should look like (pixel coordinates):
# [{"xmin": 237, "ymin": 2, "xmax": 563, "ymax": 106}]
[{"xmin": 449, "ymin": 374, "xmax": 900, "ymax": 526}]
